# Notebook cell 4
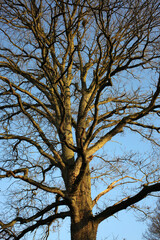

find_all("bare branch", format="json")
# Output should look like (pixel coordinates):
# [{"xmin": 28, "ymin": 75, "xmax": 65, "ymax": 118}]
[{"xmin": 94, "ymin": 183, "xmax": 160, "ymax": 223}]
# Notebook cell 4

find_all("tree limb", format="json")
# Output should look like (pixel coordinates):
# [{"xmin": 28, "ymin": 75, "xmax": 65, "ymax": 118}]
[{"xmin": 94, "ymin": 183, "xmax": 160, "ymax": 223}]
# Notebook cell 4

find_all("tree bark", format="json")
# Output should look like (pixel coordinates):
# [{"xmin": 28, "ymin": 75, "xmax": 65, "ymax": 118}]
[
  {"xmin": 71, "ymin": 218, "xmax": 98, "ymax": 240},
  {"xmin": 70, "ymin": 167, "xmax": 98, "ymax": 240}
]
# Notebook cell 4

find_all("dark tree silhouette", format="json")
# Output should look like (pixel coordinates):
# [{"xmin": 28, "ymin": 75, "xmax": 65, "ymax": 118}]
[{"xmin": 143, "ymin": 198, "xmax": 160, "ymax": 240}]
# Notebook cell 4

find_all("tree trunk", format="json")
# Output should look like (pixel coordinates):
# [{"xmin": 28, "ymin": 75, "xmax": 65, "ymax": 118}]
[
  {"xmin": 71, "ymin": 218, "xmax": 98, "ymax": 240},
  {"xmin": 70, "ymin": 166, "xmax": 98, "ymax": 240}
]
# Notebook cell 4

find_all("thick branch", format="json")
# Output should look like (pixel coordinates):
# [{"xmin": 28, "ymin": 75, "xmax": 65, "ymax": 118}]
[
  {"xmin": 87, "ymin": 76, "xmax": 160, "ymax": 156},
  {"xmin": 0, "ymin": 200, "xmax": 67, "ymax": 228},
  {"xmin": 15, "ymin": 211, "xmax": 70, "ymax": 240},
  {"xmin": 0, "ymin": 134, "xmax": 63, "ymax": 167},
  {"xmin": 0, "ymin": 168, "xmax": 65, "ymax": 197},
  {"xmin": 94, "ymin": 183, "xmax": 160, "ymax": 223}
]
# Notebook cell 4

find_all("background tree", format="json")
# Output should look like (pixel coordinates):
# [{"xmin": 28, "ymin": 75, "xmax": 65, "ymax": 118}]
[
  {"xmin": 0, "ymin": 0, "xmax": 160, "ymax": 239},
  {"xmin": 143, "ymin": 198, "xmax": 160, "ymax": 240}
]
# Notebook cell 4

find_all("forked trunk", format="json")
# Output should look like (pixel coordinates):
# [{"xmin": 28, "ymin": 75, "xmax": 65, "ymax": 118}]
[{"xmin": 70, "ymin": 167, "xmax": 98, "ymax": 240}]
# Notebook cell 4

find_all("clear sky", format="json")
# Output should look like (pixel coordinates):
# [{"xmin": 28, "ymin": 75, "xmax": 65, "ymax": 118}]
[
  {"xmin": 45, "ymin": 199, "xmax": 156, "ymax": 240},
  {"xmin": 0, "ymin": 109, "xmax": 159, "ymax": 240},
  {"xmin": 0, "ymin": 1, "xmax": 159, "ymax": 239},
  {"xmin": 0, "ymin": 89, "xmax": 159, "ymax": 240},
  {"xmin": 0, "ymin": 24, "xmax": 159, "ymax": 239},
  {"xmin": 44, "ymin": 130, "xmax": 159, "ymax": 240}
]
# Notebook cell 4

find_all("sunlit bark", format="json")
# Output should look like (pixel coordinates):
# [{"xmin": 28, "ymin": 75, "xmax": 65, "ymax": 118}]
[{"xmin": 0, "ymin": 0, "xmax": 160, "ymax": 239}]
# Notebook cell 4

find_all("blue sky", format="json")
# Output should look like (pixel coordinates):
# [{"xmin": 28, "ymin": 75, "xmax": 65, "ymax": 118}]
[
  {"xmin": 45, "ymin": 198, "xmax": 157, "ymax": 240},
  {"xmin": 0, "ymin": 101, "xmax": 159, "ymax": 239},
  {"xmin": 43, "ymin": 130, "xmax": 159, "ymax": 240},
  {"xmin": 0, "ymin": 7, "xmax": 159, "ymax": 237}
]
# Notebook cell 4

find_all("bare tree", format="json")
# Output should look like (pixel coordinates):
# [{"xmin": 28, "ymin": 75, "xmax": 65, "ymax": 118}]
[
  {"xmin": 0, "ymin": 0, "xmax": 160, "ymax": 239},
  {"xmin": 143, "ymin": 198, "xmax": 160, "ymax": 240}
]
